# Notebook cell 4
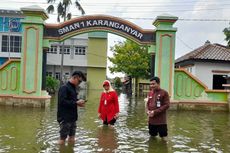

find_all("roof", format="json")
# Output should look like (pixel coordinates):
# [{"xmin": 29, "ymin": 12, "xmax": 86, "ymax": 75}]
[
  {"xmin": 175, "ymin": 41, "xmax": 230, "ymax": 64},
  {"xmin": 0, "ymin": 9, "xmax": 23, "ymax": 15}
]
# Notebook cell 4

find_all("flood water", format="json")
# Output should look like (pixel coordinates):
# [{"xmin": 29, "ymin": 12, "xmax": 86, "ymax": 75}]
[{"xmin": 0, "ymin": 90, "xmax": 230, "ymax": 153}]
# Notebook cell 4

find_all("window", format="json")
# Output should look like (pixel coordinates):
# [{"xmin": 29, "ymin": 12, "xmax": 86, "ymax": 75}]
[
  {"xmin": 48, "ymin": 45, "xmax": 57, "ymax": 54},
  {"xmin": 55, "ymin": 72, "xmax": 60, "ymax": 80},
  {"xmin": 74, "ymin": 46, "xmax": 86, "ymax": 55},
  {"xmin": 213, "ymin": 75, "xmax": 227, "ymax": 90},
  {"xmin": 2, "ymin": 35, "xmax": 8, "ymax": 52},
  {"xmin": 64, "ymin": 72, "xmax": 70, "ymax": 78},
  {"xmin": 65, "ymin": 72, "xmax": 69, "ymax": 76},
  {"xmin": 1, "ymin": 35, "xmax": 22, "ymax": 53},
  {"xmin": 139, "ymin": 83, "xmax": 149, "ymax": 96},
  {"xmin": 186, "ymin": 67, "xmax": 192, "ymax": 73},
  {"xmin": 60, "ymin": 46, "xmax": 70, "ymax": 55},
  {"xmin": 46, "ymin": 72, "xmax": 53, "ymax": 77}
]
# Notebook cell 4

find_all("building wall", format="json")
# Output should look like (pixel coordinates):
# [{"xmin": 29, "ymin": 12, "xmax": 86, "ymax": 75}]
[
  {"xmin": 184, "ymin": 65, "xmax": 196, "ymax": 76},
  {"xmin": 46, "ymin": 65, "xmax": 87, "ymax": 81},
  {"xmin": 87, "ymin": 67, "xmax": 106, "ymax": 90},
  {"xmin": 47, "ymin": 34, "xmax": 88, "ymax": 66},
  {"xmin": 194, "ymin": 62, "xmax": 230, "ymax": 89},
  {"xmin": 174, "ymin": 69, "xmax": 228, "ymax": 102},
  {"xmin": 0, "ymin": 14, "xmax": 23, "ymax": 61},
  {"xmin": 46, "ymin": 34, "xmax": 89, "ymax": 82},
  {"xmin": 0, "ymin": 11, "xmax": 108, "ymax": 91},
  {"xmin": 87, "ymin": 32, "xmax": 107, "ymax": 90}
]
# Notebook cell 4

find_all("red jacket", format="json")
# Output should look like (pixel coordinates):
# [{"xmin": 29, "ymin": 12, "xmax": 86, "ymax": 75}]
[{"xmin": 98, "ymin": 91, "xmax": 119, "ymax": 122}]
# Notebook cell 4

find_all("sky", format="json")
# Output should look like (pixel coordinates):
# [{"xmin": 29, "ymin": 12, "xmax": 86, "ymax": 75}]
[{"xmin": 1, "ymin": 0, "xmax": 230, "ymax": 78}]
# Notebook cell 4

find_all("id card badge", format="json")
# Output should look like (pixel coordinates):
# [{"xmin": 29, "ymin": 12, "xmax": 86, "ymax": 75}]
[
  {"xmin": 104, "ymin": 100, "xmax": 107, "ymax": 105},
  {"xmin": 156, "ymin": 100, "xmax": 161, "ymax": 107}
]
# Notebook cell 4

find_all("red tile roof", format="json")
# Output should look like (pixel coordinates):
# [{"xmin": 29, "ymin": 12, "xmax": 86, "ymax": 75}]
[{"xmin": 175, "ymin": 41, "xmax": 230, "ymax": 63}]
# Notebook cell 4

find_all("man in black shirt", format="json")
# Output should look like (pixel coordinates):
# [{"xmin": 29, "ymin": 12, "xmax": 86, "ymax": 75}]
[{"xmin": 57, "ymin": 71, "xmax": 86, "ymax": 145}]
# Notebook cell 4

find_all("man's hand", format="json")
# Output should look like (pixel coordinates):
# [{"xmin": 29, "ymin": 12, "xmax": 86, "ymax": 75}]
[
  {"xmin": 76, "ymin": 99, "xmax": 85, "ymax": 107},
  {"xmin": 147, "ymin": 110, "xmax": 154, "ymax": 117}
]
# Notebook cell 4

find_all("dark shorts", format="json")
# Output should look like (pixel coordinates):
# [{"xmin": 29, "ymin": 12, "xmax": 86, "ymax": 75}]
[
  {"xmin": 59, "ymin": 121, "xmax": 76, "ymax": 140},
  {"xmin": 148, "ymin": 124, "xmax": 168, "ymax": 137},
  {"xmin": 103, "ymin": 118, "xmax": 116, "ymax": 125}
]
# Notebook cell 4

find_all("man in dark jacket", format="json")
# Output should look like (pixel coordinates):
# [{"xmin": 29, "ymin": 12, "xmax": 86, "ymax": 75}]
[
  {"xmin": 146, "ymin": 76, "xmax": 170, "ymax": 141},
  {"xmin": 57, "ymin": 71, "xmax": 86, "ymax": 145}
]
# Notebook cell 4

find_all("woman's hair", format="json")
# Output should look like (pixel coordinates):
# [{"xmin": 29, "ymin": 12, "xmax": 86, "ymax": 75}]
[{"xmin": 102, "ymin": 80, "xmax": 114, "ymax": 92}]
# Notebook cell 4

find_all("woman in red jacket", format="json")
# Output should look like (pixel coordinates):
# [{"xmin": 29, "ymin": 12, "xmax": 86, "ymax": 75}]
[{"xmin": 98, "ymin": 80, "xmax": 119, "ymax": 126}]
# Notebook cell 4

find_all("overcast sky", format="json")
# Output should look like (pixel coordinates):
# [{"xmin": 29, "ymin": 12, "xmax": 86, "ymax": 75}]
[{"xmin": 1, "ymin": 0, "xmax": 229, "ymax": 77}]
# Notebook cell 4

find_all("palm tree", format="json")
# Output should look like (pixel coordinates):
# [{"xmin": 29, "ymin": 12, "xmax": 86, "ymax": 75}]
[
  {"xmin": 223, "ymin": 26, "xmax": 230, "ymax": 47},
  {"xmin": 46, "ymin": 0, "xmax": 85, "ymax": 84}
]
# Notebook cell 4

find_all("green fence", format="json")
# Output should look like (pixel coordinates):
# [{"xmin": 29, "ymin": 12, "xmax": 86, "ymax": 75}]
[
  {"xmin": 174, "ymin": 69, "xmax": 228, "ymax": 102},
  {"xmin": 0, "ymin": 59, "xmax": 21, "ymax": 95}
]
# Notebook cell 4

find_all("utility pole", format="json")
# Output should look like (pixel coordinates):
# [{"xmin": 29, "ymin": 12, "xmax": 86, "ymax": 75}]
[
  {"xmin": 60, "ymin": 12, "xmax": 67, "ymax": 86},
  {"xmin": 8, "ymin": 18, "xmax": 11, "ymax": 60},
  {"xmin": 60, "ymin": 41, "xmax": 65, "ymax": 85}
]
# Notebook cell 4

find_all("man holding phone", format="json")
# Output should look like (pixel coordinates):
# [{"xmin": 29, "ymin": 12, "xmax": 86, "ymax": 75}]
[{"xmin": 57, "ymin": 71, "xmax": 86, "ymax": 145}]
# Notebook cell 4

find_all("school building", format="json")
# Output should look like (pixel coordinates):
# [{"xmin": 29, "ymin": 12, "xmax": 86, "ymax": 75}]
[{"xmin": 0, "ymin": 9, "xmax": 108, "ymax": 90}]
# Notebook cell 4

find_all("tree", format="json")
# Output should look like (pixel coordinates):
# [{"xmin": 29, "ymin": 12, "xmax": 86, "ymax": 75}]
[
  {"xmin": 109, "ymin": 40, "xmax": 151, "ymax": 79},
  {"xmin": 46, "ymin": 0, "xmax": 85, "ymax": 84},
  {"xmin": 108, "ymin": 40, "xmax": 151, "ymax": 95},
  {"xmin": 113, "ymin": 77, "xmax": 122, "ymax": 89},
  {"xmin": 47, "ymin": 0, "xmax": 85, "ymax": 22},
  {"xmin": 223, "ymin": 26, "xmax": 230, "ymax": 47}
]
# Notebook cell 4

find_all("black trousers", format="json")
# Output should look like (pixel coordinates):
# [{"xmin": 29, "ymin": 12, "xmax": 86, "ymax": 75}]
[
  {"xmin": 59, "ymin": 121, "xmax": 76, "ymax": 139},
  {"xmin": 148, "ymin": 124, "xmax": 168, "ymax": 137},
  {"xmin": 103, "ymin": 118, "xmax": 116, "ymax": 125}
]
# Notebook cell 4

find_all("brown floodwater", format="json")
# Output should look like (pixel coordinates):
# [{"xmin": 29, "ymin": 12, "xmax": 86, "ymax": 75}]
[{"xmin": 0, "ymin": 90, "xmax": 229, "ymax": 153}]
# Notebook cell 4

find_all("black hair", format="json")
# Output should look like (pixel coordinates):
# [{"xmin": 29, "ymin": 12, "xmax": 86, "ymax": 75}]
[
  {"xmin": 71, "ymin": 71, "xmax": 86, "ymax": 81},
  {"xmin": 150, "ymin": 76, "xmax": 160, "ymax": 84}
]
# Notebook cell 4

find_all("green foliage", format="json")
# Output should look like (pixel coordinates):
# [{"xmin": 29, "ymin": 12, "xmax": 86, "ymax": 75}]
[
  {"xmin": 108, "ymin": 40, "xmax": 151, "ymax": 79},
  {"xmin": 46, "ymin": 76, "xmax": 59, "ymax": 94},
  {"xmin": 223, "ymin": 26, "xmax": 230, "ymax": 47},
  {"xmin": 46, "ymin": 0, "xmax": 85, "ymax": 22},
  {"xmin": 46, "ymin": 0, "xmax": 85, "ymax": 84},
  {"xmin": 113, "ymin": 77, "xmax": 122, "ymax": 89}
]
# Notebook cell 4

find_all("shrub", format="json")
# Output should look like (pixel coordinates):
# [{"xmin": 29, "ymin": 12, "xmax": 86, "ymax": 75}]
[{"xmin": 46, "ymin": 76, "xmax": 59, "ymax": 94}]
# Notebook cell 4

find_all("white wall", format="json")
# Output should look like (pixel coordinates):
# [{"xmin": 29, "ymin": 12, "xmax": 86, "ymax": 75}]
[
  {"xmin": 46, "ymin": 65, "xmax": 86, "ymax": 74},
  {"xmin": 46, "ymin": 65, "xmax": 87, "ymax": 81},
  {"xmin": 194, "ymin": 62, "xmax": 230, "ymax": 89},
  {"xmin": 47, "ymin": 51, "xmax": 87, "ymax": 66},
  {"xmin": 0, "ymin": 32, "xmax": 88, "ymax": 67},
  {"xmin": 0, "ymin": 52, "xmax": 21, "ymax": 58},
  {"xmin": 47, "ymin": 34, "xmax": 88, "ymax": 67},
  {"xmin": 185, "ymin": 65, "xmax": 196, "ymax": 76}
]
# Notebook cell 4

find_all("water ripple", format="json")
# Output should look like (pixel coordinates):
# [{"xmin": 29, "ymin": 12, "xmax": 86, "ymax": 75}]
[{"xmin": 0, "ymin": 94, "xmax": 230, "ymax": 152}]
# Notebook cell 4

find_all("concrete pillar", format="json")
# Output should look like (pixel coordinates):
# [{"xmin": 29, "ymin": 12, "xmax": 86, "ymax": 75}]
[
  {"xmin": 19, "ymin": 6, "xmax": 48, "ymax": 96},
  {"xmin": 153, "ymin": 14, "xmax": 178, "ymax": 98}
]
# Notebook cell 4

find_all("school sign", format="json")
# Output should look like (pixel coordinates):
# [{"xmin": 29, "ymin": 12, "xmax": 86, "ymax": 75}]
[{"xmin": 44, "ymin": 15, "xmax": 155, "ymax": 44}]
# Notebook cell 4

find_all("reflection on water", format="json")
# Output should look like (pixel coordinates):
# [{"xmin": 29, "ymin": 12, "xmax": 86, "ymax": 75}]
[
  {"xmin": 147, "ymin": 137, "xmax": 169, "ymax": 153},
  {"xmin": 97, "ymin": 126, "xmax": 118, "ymax": 152},
  {"xmin": 0, "ymin": 90, "xmax": 230, "ymax": 153},
  {"xmin": 59, "ymin": 144, "xmax": 74, "ymax": 153}
]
